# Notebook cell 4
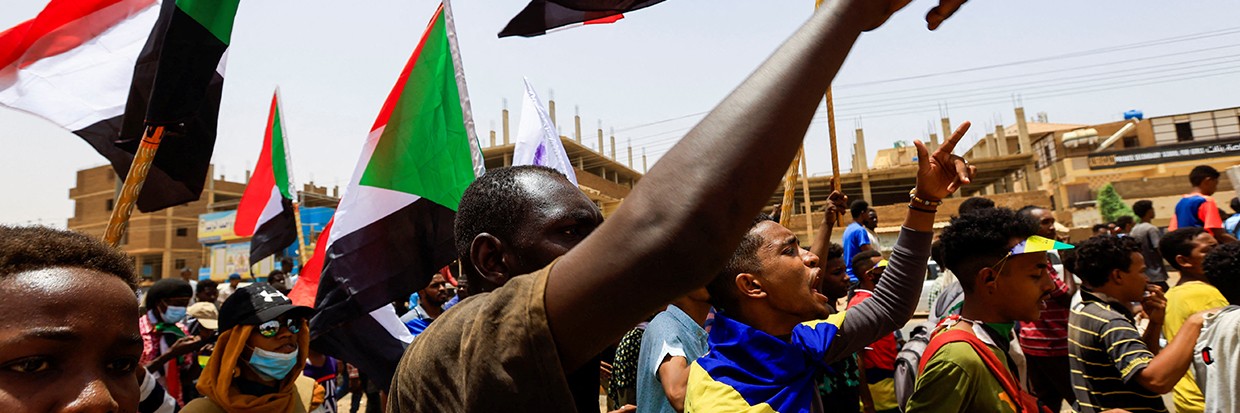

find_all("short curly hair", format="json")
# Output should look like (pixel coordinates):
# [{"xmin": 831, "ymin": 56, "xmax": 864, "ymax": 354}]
[
  {"xmin": 1132, "ymin": 200, "xmax": 1154, "ymax": 219},
  {"xmin": 707, "ymin": 214, "xmax": 775, "ymax": 313},
  {"xmin": 938, "ymin": 208, "xmax": 1037, "ymax": 293},
  {"xmin": 1204, "ymin": 242, "xmax": 1240, "ymax": 305},
  {"xmin": 454, "ymin": 165, "xmax": 575, "ymax": 261},
  {"xmin": 0, "ymin": 226, "xmax": 136, "ymax": 289},
  {"xmin": 1159, "ymin": 227, "xmax": 1207, "ymax": 271},
  {"xmin": 957, "ymin": 197, "xmax": 995, "ymax": 216},
  {"xmin": 825, "ymin": 243, "xmax": 844, "ymax": 261},
  {"xmin": 1074, "ymin": 235, "xmax": 1142, "ymax": 287},
  {"xmin": 850, "ymin": 200, "xmax": 870, "ymax": 219}
]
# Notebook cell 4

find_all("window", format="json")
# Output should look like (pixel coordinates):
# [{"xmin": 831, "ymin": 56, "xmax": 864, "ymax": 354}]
[
  {"xmin": 176, "ymin": 228, "xmax": 188, "ymax": 237},
  {"xmin": 175, "ymin": 259, "xmax": 186, "ymax": 270},
  {"xmin": 1175, "ymin": 122, "xmax": 1193, "ymax": 142},
  {"xmin": 1123, "ymin": 136, "xmax": 1139, "ymax": 148},
  {"xmin": 105, "ymin": 199, "xmax": 114, "ymax": 211}
]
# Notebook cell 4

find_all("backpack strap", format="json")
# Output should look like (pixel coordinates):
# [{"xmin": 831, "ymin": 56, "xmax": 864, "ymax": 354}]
[{"xmin": 920, "ymin": 327, "xmax": 1042, "ymax": 413}]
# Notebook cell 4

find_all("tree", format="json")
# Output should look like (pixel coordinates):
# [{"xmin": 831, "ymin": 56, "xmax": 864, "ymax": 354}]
[{"xmin": 1097, "ymin": 183, "xmax": 1137, "ymax": 223}]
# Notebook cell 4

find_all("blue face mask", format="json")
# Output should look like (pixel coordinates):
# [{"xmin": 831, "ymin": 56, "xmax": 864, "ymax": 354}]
[
  {"xmin": 248, "ymin": 347, "xmax": 299, "ymax": 381},
  {"xmin": 162, "ymin": 306, "xmax": 187, "ymax": 323}
]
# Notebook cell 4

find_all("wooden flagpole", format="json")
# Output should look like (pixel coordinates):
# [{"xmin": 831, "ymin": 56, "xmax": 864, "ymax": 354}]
[
  {"xmin": 779, "ymin": 150, "xmax": 800, "ymax": 225},
  {"xmin": 292, "ymin": 197, "xmax": 309, "ymax": 267},
  {"xmin": 103, "ymin": 125, "xmax": 166, "ymax": 247},
  {"xmin": 799, "ymin": 149, "xmax": 814, "ymax": 240},
  {"xmin": 814, "ymin": 0, "xmax": 843, "ymax": 226}
]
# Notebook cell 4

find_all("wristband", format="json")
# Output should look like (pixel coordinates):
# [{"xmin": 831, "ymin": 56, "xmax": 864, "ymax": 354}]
[
  {"xmin": 908, "ymin": 204, "xmax": 938, "ymax": 214},
  {"xmin": 909, "ymin": 188, "xmax": 943, "ymax": 207}
]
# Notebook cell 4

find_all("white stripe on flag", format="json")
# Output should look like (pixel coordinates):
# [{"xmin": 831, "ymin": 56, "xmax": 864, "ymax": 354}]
[
  {"xmin": 513, "ymin": 77, "xmax": 577, "ymax": 184},
  {"xmin": 369, "ymin": 304, "xmax": 414, "ymax": 344},
  {"xmin": 327, "ymin": 126, "xmax": 421, "ymax": 246},
  {"xmin": 255, "ymin": 185, "xmax": 284, "ymax": 229},
  {"xmin": 0, "ymin": 1, "xmax": 160, "ymax": 131}
]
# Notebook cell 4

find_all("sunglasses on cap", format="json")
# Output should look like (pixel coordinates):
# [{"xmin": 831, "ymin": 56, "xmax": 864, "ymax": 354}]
[
  {"xmin": 257, "ymin": 318, "xmax": 303, "ymax": 338},
  {"xmin": 987, "ymin": 235, "xmax": 1074, "ymax": 274}
]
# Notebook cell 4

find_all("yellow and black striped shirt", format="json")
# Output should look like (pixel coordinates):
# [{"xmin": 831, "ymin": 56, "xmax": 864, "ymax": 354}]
[{"xmin": 1068, "ymin": 290, "xmax": 1166, "ymax": 413}]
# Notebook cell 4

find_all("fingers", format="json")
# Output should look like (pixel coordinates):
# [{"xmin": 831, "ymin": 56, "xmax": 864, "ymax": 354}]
[
  {"xmin": 953, "ymin": 157, "xmax": 972, "ymax": 185},
  {"xmin": 926, "ymin": 0, "xmax": 968, "ymax": 30},
  {"xmin": 936, "ymin": 121, "xmax": 971, "ymax": 155},
  {"xmin": 914, "ymin": 139, "xmax": 930, "ymax": 172}
]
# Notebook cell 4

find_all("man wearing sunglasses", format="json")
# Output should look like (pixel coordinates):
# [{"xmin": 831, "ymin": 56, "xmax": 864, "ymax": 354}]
[
  {"xmin": 184, "ymin": 283, "xmax": 318, "ymax": 412},
  {"xmin": 906, "ymin": 208, "xmax": 1069, "ymax": 413}
]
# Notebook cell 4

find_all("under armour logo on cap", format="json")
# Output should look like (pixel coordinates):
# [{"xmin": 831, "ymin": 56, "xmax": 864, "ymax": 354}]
[{"xmin": 258, "ymin": 290, "xmax": 287, "ymax": 303}]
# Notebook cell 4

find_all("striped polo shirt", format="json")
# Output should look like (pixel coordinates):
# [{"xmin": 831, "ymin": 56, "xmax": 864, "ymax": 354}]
[{"xmin": 1068, "ymin": 290, "xmax": 1166, "ymax": 413}]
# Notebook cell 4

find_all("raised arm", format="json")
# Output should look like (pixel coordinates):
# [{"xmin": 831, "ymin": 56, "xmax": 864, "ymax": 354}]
[
  {"xmin": 545, "ymin": 0, "xmax": 969, "ymax": 371},
  {"xmin": 825, "ymin": 123, "xmax": 976, "ymax": 361},
  {"xmin": 810, "ymin": 191, "xmax": 847, "ymax": 269}
]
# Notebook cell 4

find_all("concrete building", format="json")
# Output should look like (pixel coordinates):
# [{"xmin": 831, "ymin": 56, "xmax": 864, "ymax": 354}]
[
  {"xmin": 1029, "ymin": 106, "xmax": 1240, "ymax": 228},
  {"xmin": 69, "ymin": 165, "xmax": 245, "ymax": 280},
  {"xmin": 482, "ymin": 103, "xmax": 642, "ymax": 216},
  {"xmin": 69, "ymin": 164, "xmax": 341, "ymax": 281}
]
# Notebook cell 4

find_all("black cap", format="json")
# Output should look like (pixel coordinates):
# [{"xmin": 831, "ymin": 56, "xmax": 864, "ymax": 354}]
[{"xmin": 218, "ymin": 283, "xmax": 314, "ymax": 332}]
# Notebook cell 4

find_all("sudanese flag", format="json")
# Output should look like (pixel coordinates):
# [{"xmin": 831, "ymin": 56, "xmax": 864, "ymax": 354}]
[{"xmin": 499, "ymin": 0, "xmax": 666, "ymax": 37}]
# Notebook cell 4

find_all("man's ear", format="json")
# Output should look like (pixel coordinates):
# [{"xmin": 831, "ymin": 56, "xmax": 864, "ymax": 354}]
[
  {"xmin": 735, "ymin": 273, "xmax": 766, "ymax": 299},
  {"xmin": 979, "ymin": 267, "xmax": 999, "ymax": 293},
  {"xmin": 469, "ymin": 233, "xmax": 511, "ymax": 288},
  {"xmin": 1109, "ymin": 268, "xmax": 1126, "ymax": 286},
  {"xmin": 1175, "ymin": 254, "xmax": 1194, "ymax": 271}
]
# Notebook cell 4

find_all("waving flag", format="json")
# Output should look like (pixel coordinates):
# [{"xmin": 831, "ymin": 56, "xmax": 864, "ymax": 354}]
[
  {"xmin": 512, "ymin": 77, "xmax": 577, "ymax": 184},
  {"xmin": 308, "ymin": 1, "xmax": 485, "ymax": 388},
  {"xmin": 0, "ymin": 0, "xmax": 236, "ymax": 213},
  {"xmin": 499, "ymin": 0, "xmax": 665, "ymax": 37},
  {"xmin": 234, "ymin": 91, "xmax": 297, "ymax": 265}
]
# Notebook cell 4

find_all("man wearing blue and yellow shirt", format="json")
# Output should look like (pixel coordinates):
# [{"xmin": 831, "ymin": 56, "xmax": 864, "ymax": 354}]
[{"xmin": 684, "ymin": 121, "xmax": 976, "ymax": 412}]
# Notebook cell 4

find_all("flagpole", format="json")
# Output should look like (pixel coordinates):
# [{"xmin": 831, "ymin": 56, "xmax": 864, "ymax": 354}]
[
  {"xmin": 275, "ymin": 87, "xmax": 309, "ymax": 267},
  {"xmin": 814, "ymin": 0, "xmax": 843, "ymax": 226},
  {"xmin": 292, "ymin": 196, "xmax": 309, "ymax": 266},
  {"xmin": 442, "ymin": 0, "xmax": 486, "ymax": 178},
  {"xmin": 103, "ymin": 125, "xmax": 165, "ymax": 247},
  {"xmin": 778, "ymin": 149, "xmax": 800, "ymax": 226},
  {"xmin": 799, "ymin": 150, "xmax": 814, "ymax": 240}
]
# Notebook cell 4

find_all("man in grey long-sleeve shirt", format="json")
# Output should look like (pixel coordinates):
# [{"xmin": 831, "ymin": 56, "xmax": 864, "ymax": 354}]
[{"xmin": 683, "ymin": 121, "xmax": 975, "ymax": 412}]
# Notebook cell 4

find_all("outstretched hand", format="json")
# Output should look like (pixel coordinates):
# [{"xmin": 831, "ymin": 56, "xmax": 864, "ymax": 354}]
[
  {"xmin": 858, "ymin": 0, "xmax": 969, "ymax": 31},
  {"xmin": 913, "ymin": 122, "xmax": 976, "ymax": 201}
]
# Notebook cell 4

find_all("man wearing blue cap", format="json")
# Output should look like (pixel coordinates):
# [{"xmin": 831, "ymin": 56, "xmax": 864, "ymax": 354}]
[{"xmin": 217, "ymin": 273, "xmax": 242, "ymax": 307}]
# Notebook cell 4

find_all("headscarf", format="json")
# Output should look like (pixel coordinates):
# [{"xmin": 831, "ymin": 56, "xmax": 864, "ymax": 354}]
[{"xmin": 196, "ymin": 322, "xmax": 310, "ymax": 413}]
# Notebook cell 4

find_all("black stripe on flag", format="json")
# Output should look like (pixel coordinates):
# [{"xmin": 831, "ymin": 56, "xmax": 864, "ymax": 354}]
[
  {"xmin": 248, "ymin": 198, "xmax": 298, "ymax": 266},
  {"xmin": 309, "ymin": 198, "xmax": 458, "ymax": 387},
  {"xmin": 112, "ymin": 0, "xmax": 226, "ymax": 212},
  {"xmin": 499, "ymin": 0, "xmax": 666, "ymax": 37}
]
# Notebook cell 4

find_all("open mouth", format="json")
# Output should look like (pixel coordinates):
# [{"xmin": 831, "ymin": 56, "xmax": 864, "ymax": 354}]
[{"xmin": 810, "ymin": 273, "xmax": 828, "ymax": 302}]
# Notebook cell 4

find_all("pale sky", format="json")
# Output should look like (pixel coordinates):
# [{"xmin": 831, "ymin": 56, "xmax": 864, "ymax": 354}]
[{"xmin": 3, "ymin": 0, "xmax": 1240, "ymax": 226}]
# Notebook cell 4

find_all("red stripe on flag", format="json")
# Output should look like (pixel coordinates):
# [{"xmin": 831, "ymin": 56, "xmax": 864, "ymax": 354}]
[
  {"xmin": 234, "ymin": 92, "xmax": 281, "ymax": 237},
  {"xmin": 0, "ymin": 0, "xmax": 148, "ymax": 70},
  {"xmin": 289, "ymin": 219, "xmax": 332, "ymax": 308},
  {"xmin": 583, "ymin": 13, "xmax": 624, "ymax": 25},
  {"xmin": 370, "ymin": 3, "xmax": 444, "ymax": 131}
]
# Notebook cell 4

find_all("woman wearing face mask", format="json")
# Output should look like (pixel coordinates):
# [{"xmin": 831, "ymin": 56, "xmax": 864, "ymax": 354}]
[
  {"xmin": 141, "ymin": 278, "xmax": 202, "ymax": 405},
  {"xmin": 184, "ymin": 282, "xmax": 318, "ymax": 413}
]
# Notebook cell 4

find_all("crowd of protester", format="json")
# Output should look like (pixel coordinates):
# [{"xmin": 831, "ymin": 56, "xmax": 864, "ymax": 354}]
[{"xmin": 3, "ymin": 1, "xmax": 1240, "ymax": 412}]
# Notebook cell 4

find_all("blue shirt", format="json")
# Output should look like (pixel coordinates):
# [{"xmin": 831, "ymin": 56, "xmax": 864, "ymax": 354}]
[
  {"xmin": 1225, "ymin": 214, "xmax": 1240, "ymax": 238},
  {"xmin": 842, "ymin": 222, "xmax": 872, "ymax": 281},
  {"xmin": 685, "ymin": 314, "xmax": 839, "ymax": 412},
  {"xmin": 637, "ymin": 305, "xmax": 708, "ymax": 413}
]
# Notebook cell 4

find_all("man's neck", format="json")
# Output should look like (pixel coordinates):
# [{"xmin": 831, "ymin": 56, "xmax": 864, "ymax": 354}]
[
  {"xmin": 1177, "ymin": 271, "xmax": 1208, "ymax": 286},
  {"xmin": 420, "ymin": 301, "xmax": 443, "ymax": 319},
  {"xmin": 959, "ymin": 297, "xmax": 1011, "ymax": 324},
  {"xmin": 731, "ymin": 306, "xmax": 799, "ymax": 339},
  {"xmin": 672, "ymin": 299, "xmax": 712, "ymax": 328},
  {"xmin": 1087, "ymin": 284, "xmax": 1131, "ymax": 304}
]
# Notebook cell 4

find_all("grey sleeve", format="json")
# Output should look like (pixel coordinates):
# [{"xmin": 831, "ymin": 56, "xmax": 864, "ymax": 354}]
[{"xmin": 824, "ymin": 227, "xmax": 932, "ymax": 363}]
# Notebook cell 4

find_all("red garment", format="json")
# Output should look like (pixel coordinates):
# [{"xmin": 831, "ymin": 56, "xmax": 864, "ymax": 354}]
[
  {"xmin": 139, "ymin": 314, "xmax": 189, "ymax": 404},
  {"xmin": 847, "ymin": 290, "xmax": 898, "ymax": 372},
  {"xmin": 1018, "ymin": 261, "xmax": 1070, "ymax": 357}
]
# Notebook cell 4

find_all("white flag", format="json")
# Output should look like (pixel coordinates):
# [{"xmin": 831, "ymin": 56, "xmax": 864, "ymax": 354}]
[{"xmin": 513, "ymin": 77, "xmax": 578, "ymax": 184}]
